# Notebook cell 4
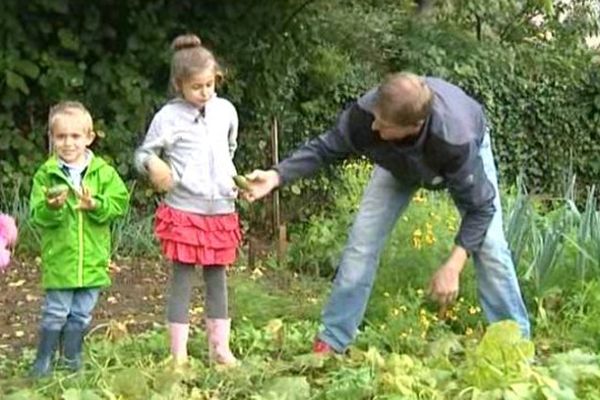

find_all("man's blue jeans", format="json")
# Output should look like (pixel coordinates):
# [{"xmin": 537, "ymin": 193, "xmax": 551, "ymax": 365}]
[
  {"xmin": 318, "ymin": 133, "xmax": 531, "ymax": 352},
  {"xmin": 40, "ymin": 288, "xmax": 101, "ymax": 331}
]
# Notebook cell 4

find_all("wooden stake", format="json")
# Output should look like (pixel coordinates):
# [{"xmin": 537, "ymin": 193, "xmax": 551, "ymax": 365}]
[{"xmin": 271, "ymin": 117, "xmax": 288, "ymax": 265}]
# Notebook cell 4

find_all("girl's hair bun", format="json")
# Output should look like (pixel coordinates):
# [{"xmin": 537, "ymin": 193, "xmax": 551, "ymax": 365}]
[{"xmin": 171, "ymin": 34, "xmax": 202, "ymax": 51}]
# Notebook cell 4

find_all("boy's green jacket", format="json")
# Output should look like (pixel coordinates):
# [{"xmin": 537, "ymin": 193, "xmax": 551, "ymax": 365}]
[{"xmin": 30, "ymin": 155, "xmax": 130, "ymax": 289}]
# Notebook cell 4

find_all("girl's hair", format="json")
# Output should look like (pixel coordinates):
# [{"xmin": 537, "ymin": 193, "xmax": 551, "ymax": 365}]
[
  {"xmin": 47, "ymin": 101, "xmax": 95, "ymax": 153},
  {"xmin": 375, "ymin": 72, "xmax": 433, "ymax": 126},
  {"xmin": 169, "ymin": 33, "xmax": 223, "ymax": 95}
]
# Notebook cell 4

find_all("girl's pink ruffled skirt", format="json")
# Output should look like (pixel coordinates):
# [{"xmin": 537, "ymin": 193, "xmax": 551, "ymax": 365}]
[{"xmin": 154, "ymin": 204, "xmax": 241, "ymax": 266}]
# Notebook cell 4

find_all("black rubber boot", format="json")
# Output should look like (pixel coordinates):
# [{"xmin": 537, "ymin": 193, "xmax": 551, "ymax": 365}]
[
  {"xmin": 30, "ymin": 329, "xmax": 61, "ymax": 378},
  {"xmin": 62, "ymin": 328, "xmax": 85, "ymax": 371}
]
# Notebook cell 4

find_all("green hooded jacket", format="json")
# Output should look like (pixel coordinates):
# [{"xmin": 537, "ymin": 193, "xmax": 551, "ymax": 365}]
[{"xmin": 30, "ymin": 155, "xmax": 130, "ymax": 289}]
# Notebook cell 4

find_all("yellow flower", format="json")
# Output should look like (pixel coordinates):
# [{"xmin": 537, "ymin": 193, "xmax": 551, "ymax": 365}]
[
  {"xmin": 399, "ymin": 305, "xmax": 408, "ymax": 312},
  {"xmin": 468, "ymin": 306, "xmax": 478, "ymax": 315},
  {"xmin": 412, "ymin": 228, "xmax": 426, "ymax": 249},
  {"xmin": 391, "ymin": 308, "xmax": 400, "ymax": 316},
  {"xmin": 465, "ymin": 327, "xmax": 474, "ymax": 336},
  {"xmin": 425, "ymin": 233, "xmax": 436, "ymax": 245},
  {"xmin": 413, "ymin": 196, "xmax": 424, "ymax": 203},
  {"xmin": 429, "ymin": 212, "xmax": 441, "ymax": 221}
]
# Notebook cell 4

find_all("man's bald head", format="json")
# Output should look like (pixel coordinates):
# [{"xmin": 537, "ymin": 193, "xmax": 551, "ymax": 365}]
[{"xmin": 375, "ymin": 72, "xmax": 433, "ymax": 126}]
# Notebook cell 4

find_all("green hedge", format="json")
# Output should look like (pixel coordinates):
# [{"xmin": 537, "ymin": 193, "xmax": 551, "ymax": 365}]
[
  {"xmin": 387, "ymin": 19, "xmax": 600, "ymax": 195},
  {"xmin": 1, "ymin": 0, "xmax": 598, "ymax": 217}
]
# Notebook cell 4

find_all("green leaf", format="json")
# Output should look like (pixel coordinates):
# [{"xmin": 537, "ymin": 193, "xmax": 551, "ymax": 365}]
[
  {"xmin": 5, "ymin": 70, "xmax": 29, "ymax": 94},
  {"xmin": 260, "ymin": 376, "xmax": 311, "ymax": 400},
  {"xmin": 463, "ymin": 321, "xmax": 535, "ymax": 389},
  {"xmin": 5, "ymin": 389, "xmax": 46, "ymax": 400},
  {"xmin": 14, "ymin": 59, "xmax": 40, "ymax": 79},
  {"xmin": 291, "ymin": 353, "xmax": 326, "ymax": 369},
  {"xmin": 111, "ymin": 368, "xmax": 150, "ymax": 399},
  {"xmin": 58, "ymin": 28, "xmax": 80, "ymax": 51},
  {"xmin": 62, "ymin": 388, "xmax": 103, "ymax": 400},
  {"xmin": 540, "ymin": 0, "xmax": 554, "ymax": 15}
]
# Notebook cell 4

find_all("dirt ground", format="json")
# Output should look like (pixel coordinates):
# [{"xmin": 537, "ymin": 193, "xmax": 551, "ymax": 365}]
[{"xmin": 0, "ymin": 256, "xmax": 210, "ymax": 358}]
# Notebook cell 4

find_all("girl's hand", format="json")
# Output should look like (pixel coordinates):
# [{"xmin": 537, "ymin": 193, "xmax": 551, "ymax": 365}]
[
  {"xmin": 76, "ymin": 186, "xmax": 97, "ymax": 210},
  {"xmin": 146, "ymin": 155, "xmax": 173, "ymax": 192},
  {"xmin": 241, "ymin": 169, "xmax": 281, "ymax": 202},
  {"xmin": 45, "ymin": 189, "xmax": 68, "ymax": 209}
]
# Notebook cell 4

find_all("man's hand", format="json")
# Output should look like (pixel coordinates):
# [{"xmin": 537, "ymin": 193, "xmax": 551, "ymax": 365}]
[
  {"xmin": 146, "ymin": 155, "xmax": 173, "ymax": 192},
  {"xmin": 76, "ymin": 186, "xmax": 97, "ymax": 210},
  {"xmin": 45, "ymin": 189, "xmax": 68, "ymax": 209},
  {"xmin": 241, "ymin": 169, "xmax": 281, "ymax": 202},
  {"xmin": 428, "ymin": 246, "xmax": 468, "ymax": 307}
]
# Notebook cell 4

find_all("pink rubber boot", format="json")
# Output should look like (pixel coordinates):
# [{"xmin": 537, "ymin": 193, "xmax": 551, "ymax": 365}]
[
  {"xmin": 168, "ymin": 323, "xmax": 189, "ymax": 366},
  {"xmin": 205, "ymin": 318, "xmax": 238, "ymax": 366}
]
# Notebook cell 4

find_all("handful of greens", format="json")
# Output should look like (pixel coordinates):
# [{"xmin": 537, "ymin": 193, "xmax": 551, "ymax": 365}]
[
  {"xmin": 46, "ymin": 184, "xmax": 69, "ymax": 198},
  {"xmin": 233, "ymin": 175, "xmax": 250, "ymax": 190}
]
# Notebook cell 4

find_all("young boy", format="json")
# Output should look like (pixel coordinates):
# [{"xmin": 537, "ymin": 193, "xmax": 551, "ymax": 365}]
[{"xmin": 29, "ymin": 101, "xmax": 129, "ymax": 377}]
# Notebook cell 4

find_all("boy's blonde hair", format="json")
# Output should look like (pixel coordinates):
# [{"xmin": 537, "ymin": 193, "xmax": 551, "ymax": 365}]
[
  {"xmin": 168, "ymin": 33, "xmax": 223, "ymax": 95},
  {"xmin": 375, "ymin": 72, "xmax": 433, "ymax": 126},
  {"xmin": 47, "ymin": 101, "xmax": 95, "ymax": 153}
]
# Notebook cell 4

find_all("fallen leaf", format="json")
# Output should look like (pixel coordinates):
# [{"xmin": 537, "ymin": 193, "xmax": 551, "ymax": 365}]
[
  {"xmin": 26, "ymin": 294, "xmax": 39, "ymax": 302},
  {"xmin": 109, "ymin": 260, "xmax": 122, "ymax": 273},
  {"xmin": 14, "ymin": 331, "xmax": 24, "ymax": 338},
  {"xmin": 191, "ymin": 306, "xmax": 204, "ymax": 315},
  {"xmin": 8, "ymin": 279, "xmax": 26, "ymax": 287}
]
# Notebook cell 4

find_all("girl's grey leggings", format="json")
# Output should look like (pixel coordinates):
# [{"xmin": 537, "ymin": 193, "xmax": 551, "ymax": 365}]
[{"xmin": 167, "ymin": 262, "xmax": 228, "ymax": 323}]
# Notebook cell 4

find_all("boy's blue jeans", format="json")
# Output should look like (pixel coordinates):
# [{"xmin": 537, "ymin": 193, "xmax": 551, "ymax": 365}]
[
  {"xmin": 318, "ymin": 132, "xmax": 531, "ymax": 352},
  {"xmin": 40, "ymin": 288, "xmax": 101, "ymax": 331}
]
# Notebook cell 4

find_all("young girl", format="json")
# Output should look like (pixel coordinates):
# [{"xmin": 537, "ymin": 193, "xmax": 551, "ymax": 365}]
[
  {"xmin": 29, "ymin": 101, "xmax": 130, "ymax": 377},
  {"xmin": 135, "ymin": 34, "xmax": 241, "ymax": 366}
]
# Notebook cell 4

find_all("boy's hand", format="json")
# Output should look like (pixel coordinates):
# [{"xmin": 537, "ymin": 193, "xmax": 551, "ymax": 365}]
[
  {"xmin": 146, "ymin": 155, "xmax": 173, "ymax": 192},
  {"xmin": 76, "ymin": 186, "xmax": 97, "ymax": 210},
  {"xmin": 45, "ymin": 189, "xmax": 68, "ymax": 209}
]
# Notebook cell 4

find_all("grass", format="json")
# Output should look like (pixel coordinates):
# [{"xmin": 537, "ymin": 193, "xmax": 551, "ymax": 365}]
[
  {"xmin": 2, "ymin": 165, "xmax": 600, "ymax": 398},
  {"xmin": 3, "ymin": 268, "xmax": 600, "ymax": 399}
]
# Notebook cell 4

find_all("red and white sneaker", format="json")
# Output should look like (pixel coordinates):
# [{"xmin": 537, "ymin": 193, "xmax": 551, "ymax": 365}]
[{"xmin": 313, "ymin": 338, "xmax": 334, "ymax": 355}]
